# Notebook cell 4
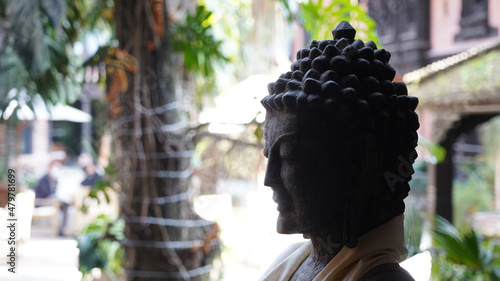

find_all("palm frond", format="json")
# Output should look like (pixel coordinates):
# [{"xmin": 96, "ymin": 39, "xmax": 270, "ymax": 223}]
[
  {"xmin": 7, "ymin": 0, "xmax": 50, "ymax": 76},
  {"xmin": 431, "ymin": 215, "xmax": 500, "ymax": 280},
  {"xmin": 0, "ymin": 0, "xmax": 83, "ymax": 117},
  {"xmin": 433, "ymin": 216, "xmax": 482, "ymax": 268},
  {"xmin": 40, "ymin": 0, "xmax": 66, "ymax": 32}
]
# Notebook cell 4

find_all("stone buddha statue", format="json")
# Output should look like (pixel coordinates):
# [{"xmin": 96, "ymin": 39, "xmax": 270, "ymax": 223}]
[{"xmin": 259, "ymin": 21, "xmax": 418, "ymax": 281}]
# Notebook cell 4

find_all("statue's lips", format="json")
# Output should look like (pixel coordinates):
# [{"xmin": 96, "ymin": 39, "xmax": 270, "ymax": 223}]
[{"xmin": 273, "ymin": 193, "xmax": 293, "ymax": 212}]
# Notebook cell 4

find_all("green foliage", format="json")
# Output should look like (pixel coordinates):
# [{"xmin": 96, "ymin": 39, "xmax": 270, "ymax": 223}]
[
  {"xmin": 79, "ymin": 163, "xmax": 118, "ymax": 214},
  {"xmin": 172, "ymin": 5, "xmax": 228, "ymax": 79},
  {"xmin": 19, "ymin": 167, "xmax": 38, "ymax": 189},
  {"xmin": 452, "ymin": 116, "xmax": 500, "ymax": 227},
  {"xmin": 0, "ymin": 0, "xmax": 84, "ymax": 118},
  {"xmin": 418, "ymin": 134, "xmax": 446, "ymax": 164},
  {"xmin": 479, "ymin": 116, "xmax": 500, "ymax": 160},
  {"xmin": 80, "ymin": 0, "xmax": 114, "ymax": 30},
  {"xmin": 453, "ymin": 162, "xmax": 494, "ymax": 227},
  {"xmin": 431, "ymin": 215, "xmax": 500, "ymax": 281},
  {"xmin": 253, "ymin": 122, "xmax": 264, "ymax": 142},
  {"xmin": 279, "ymin": 0, "xmax": 379, "ymax": 44},
  {"xmin": 76, "ymin": 214, "xmax": 124, "ymax": 281},
  {"xmin": 171, "ymin": 4, "xmax": 229, "ymax": 109}
]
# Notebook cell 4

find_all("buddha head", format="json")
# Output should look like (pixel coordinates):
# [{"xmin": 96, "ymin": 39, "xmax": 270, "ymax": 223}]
[{"xmin": 262, "ymin": 21, "xmax": 419, "ymax": 248}]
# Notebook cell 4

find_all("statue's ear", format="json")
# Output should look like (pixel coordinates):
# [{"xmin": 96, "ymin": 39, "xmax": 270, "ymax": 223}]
[
  {"xmin": 350, "ymin": 132, "xmax": 379, "ymax": 179},
  {"xmin": 345, "ymin": 131, "xmax": 398, "ymax": 239},
  {"xmin": 363, "ymin": 132, "xmax": 380, "ymax": 173},
  {"xmin": 350, "ymin": 131, "xmax": 381, "ymax": 215}
]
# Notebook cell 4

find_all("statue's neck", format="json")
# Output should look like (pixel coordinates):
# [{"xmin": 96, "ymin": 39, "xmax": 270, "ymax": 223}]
[
  {"xmin": 289, "ymin": 234, "xmax": 343, "ymax": 281},
  {"xmin": 308, "ymin": 234, "xmax": 344, "ymax": 266}
]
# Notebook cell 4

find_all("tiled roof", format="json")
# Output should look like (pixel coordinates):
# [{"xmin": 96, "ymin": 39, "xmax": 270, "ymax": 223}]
[{"xmin": 403, "ymin": 38, "xmax": 500, "ymax": 84}]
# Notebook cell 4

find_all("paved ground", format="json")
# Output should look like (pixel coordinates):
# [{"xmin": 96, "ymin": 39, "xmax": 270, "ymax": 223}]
[{"xmin": 0, "ymin": 227, "xmax": 81, "ymax": 281}]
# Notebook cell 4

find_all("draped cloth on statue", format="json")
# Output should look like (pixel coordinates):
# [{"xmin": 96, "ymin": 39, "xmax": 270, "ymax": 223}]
[{"xmin": 259, "ymin": 215, "xmax": 409, "ymax": 281}]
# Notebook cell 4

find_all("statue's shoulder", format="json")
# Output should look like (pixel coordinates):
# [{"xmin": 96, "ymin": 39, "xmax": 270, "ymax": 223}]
[
  {"xmin": 358, "ymin": 263, "xmax": 415, "ymax": 281},
  {"xmin": 258, "ymin": 241, "xmax": 311, "ymax": 281},
  {"xmin": 269, "ymin": 241, "xmax": 311, "ymax": 268}
]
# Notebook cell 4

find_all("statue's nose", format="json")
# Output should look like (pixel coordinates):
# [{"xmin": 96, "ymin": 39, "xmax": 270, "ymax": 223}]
[{"xmin": 263, "ymin": 155, "xmax": 281, "ymax": 189}]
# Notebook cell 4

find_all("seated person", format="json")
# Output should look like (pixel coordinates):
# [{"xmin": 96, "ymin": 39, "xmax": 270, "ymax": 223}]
[
  {"xmin": 35, "ymin": 160, "xmax": 63, "ymax": 199},
  {"xmin": 259, "ymin": 21, "xmax": 419, "ymax": 281},
  {"xmin": 35, "ymin": 160, "xmax": 70, "ymax": 236},
  {"xmin": 78, "ymin": 153, "xmax": 105, "ymax": 187}
]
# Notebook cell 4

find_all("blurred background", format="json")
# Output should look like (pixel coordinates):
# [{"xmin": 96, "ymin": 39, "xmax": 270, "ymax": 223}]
[{"xmin": 0, "ymin": 0, "xmax": 500, "ymax": 280}]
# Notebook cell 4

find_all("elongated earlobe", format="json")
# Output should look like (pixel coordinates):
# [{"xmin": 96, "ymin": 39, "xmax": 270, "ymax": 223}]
[{"xmin": 343, "ymin": 203, "xmax": 359, "ymax": 248}]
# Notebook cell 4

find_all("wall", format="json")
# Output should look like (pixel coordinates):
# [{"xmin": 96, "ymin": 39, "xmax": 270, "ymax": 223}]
[{"xmin": 429, "ymin": 0, "xmax": 500, "ymax": 60}]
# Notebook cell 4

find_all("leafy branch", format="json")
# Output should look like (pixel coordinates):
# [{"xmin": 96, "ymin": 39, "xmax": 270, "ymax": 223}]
[
  {"xmin": 171, "ymin": 4, "xmax": 229, "ymax": 109},
  {"xmin": 172, "ymin": 5, "xmax": 228, "ymax": 79},
  {"xmin": 279, "ymin": 0, "xmax": 379, "ymax": 45}
]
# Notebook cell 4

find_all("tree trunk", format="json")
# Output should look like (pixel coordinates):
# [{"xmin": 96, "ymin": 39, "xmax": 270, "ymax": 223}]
[{"xmin": 114, "ymin": 1, "xmax": 216, "ymax": 280}]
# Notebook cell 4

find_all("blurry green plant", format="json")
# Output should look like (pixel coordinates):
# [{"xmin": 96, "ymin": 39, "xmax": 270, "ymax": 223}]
[
  {"xmin": 0, "ymin": 0, "xmax": 85, "ymax": 118},
  {"xmin": 431, "ymin": 215, "xmax": 500, "ymax": 281},
  {"xmin": 480, "ymin": 116, "xmax": 500, "ymax": 159},
  {"xmin": 76, "ymin": 214, "xmax": 125, "ymax": 281},
  {"xmin": 418, "ymin": 134, "xmax": 446, "ymax": 164},
  {"xmin": 80, "ymin": 164, "xmax": 118, "ymax": 214},
  {"xmin": 453, "ymin": 162, "xmax": 494, "ymax": 227},
  {"xmin": 172, "ymin": 5, "xmax": 228, "ymax": 81},
  {"xmin": 19, "ymin": 167, "xmax": 38, "ymax": 189},
  {"xmin": 452, "ymin": 116, "xmax": 498, "ymax": 227},
  {"xmin": 172, "ymin": 4, "xmax": 229, "ymax": 110},
  {"xmin": 279, "ymin": 0, "xmax": 379, "ymax": 44}
]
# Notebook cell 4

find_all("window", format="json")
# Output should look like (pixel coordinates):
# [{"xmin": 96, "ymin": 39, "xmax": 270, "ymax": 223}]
[{"xmin": 454, "ymin": 0, "xmax": 497, "ymax": 41}]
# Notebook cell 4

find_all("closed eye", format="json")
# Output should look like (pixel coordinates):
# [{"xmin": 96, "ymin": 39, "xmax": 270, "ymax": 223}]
[
  {"xmin": 269, "ymin": 133, "xmax": 297, "ymax": 159},
  {"xmin": 279, "ymin": 142, "xmax": 298, "ymax": 161}
]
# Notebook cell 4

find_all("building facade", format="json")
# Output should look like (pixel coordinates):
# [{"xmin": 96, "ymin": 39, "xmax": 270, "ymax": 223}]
[{"xmin": 364, "ymin": 0, "xmax": 500, "ymax": 76}]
